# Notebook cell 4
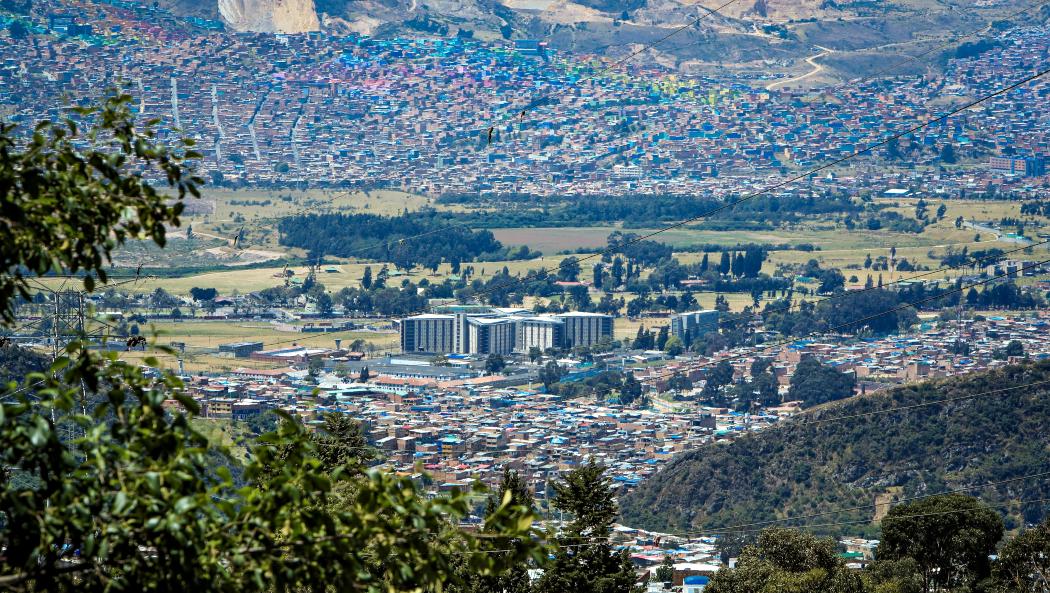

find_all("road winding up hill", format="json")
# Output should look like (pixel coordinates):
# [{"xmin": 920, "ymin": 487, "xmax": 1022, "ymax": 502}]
[{"xmin": 619, "ymin": 362, "xmax": 1050, "ymax": 536}]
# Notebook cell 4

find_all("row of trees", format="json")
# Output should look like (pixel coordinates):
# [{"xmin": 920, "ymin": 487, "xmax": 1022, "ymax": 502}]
[
  {"xmin": 763, "ymin": 288, "xmax": 918, "ymax": 337},
  {"xmin": 706, "ymin": 494, "xmax": 1050, "ymax": 593},
  {"xmin": 439, "ymin": 192, "xmax": 864, "ymax": 230},
  {"xmin": 665, "ymin": 354, "xmax": 854, "ymax": 410},
  {"xmin": 541, "ymin": 367, "xmax": 645, "ymax": 404},
  {"xmin": 277, "ymin": 210, "xmax": 512, "ymax": 270}
]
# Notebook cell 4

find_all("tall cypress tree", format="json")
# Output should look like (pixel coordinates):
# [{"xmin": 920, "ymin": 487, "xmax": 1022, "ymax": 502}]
[
  {"xmin": 535, "ymin": 461, "xmax": 640, "ymax": 593},
  {"xmin": 456, "ymin": 469, "xmax": 537, "ymax": 593},
  {"xmin": 731, "ymin": 252, "xmax": 745, "ymax": 277},
  {"xmin": 611, "ymin": 257, "xmax": 624, "ymax": 287}
]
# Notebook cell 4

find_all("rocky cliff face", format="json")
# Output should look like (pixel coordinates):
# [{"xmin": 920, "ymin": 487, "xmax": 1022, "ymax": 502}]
[{"xmin": 218, "ymin": 0, "xmax": 321, "ymax": 33}]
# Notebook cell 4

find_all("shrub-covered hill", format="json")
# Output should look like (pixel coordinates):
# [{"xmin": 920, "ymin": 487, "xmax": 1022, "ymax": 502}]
[
  {"xmin": 619, "ymin": 362, "xmax": 1050, "ymax": 537},
  {"xmin": 0, "ymin": 344, "xmax": 49, "ymax": 385}
]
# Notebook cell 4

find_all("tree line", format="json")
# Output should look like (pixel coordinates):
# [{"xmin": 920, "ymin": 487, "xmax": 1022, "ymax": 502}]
[
  {"xmin": 704, "ymin": 500, "xmax": 1049, "ymax": 593},
  {"xmin": 437, "ymin": 192, "xmax": 866, "ymax": 230},
  {"xmin": 277, "ymin": 210, "xmax": 530, "ymax": 270}
]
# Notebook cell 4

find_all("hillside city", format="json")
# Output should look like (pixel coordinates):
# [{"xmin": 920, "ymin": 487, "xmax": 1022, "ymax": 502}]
[
  {"xmin": 1, "ymin": 0, "xmax": 1048, "ymax": 198},
  {"xmin": 2, "ymin": 0, "xmax": 1050, "ymax": 591}
]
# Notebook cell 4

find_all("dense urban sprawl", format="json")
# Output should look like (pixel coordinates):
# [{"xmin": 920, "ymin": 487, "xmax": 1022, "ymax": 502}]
[{"xmin": 1, "ymin": 0, "xmax": 1049, "ymax": 198}]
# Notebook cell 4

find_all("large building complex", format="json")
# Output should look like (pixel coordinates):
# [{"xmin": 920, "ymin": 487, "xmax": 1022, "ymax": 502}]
[
  {"xmin": 399, "ymin": 309, "xmax": 613, "ymax": 354},
  {"xmin": 988, "ymin": 155, "xmax": 1046, "ymax": 177},
  {"xmin": 670, "ymin": 310, "xmax": 720, "ymax": 344}
]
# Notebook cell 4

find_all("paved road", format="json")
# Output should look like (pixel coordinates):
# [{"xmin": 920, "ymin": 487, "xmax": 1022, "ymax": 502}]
[{"xmin": 962, "ymin": 221, "xmax": 1032, "ymax": 245}]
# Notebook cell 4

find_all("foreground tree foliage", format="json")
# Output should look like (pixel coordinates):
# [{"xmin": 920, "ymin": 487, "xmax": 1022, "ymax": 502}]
[
  {"xmin": 3, "ymin": 353, "xmax": 536, "ymax": 592},
  {"xmin": 706, "ymin": 527, "xmax": 866, "ymax": 593},
  {"xmin": 0, "ymin": 93, "xmax": 540, "ymax": 592},
  {"xmin": 0, "ymin": 93, "xmax": 199, "ymax": 322},
  {"xmin": 707, "ymin": 512, "xmax": 1049, "ymax": 593},
  {"xmin": 877, "ymin": 494, "xmax": 1003, "ymax": 593},
  {"xmin": 451, "ymin": 469, "xmax": 537, "ymax": 593},
  {"xmin": 534, "ymin": 460, "xmax": 640, "ymax": 593},
  {"xmin": 990, "ymin": 519, "xmax": 1050, "ymax": 593}
]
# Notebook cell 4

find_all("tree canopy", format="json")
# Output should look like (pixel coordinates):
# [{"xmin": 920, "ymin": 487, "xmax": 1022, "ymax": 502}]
[
  {"xmin": 0, "ymin": 91, "xmax": 200, "ymax": 322},
  {"xmin": 878, "ymin": 494, "xmax": 1004, "ymax": 593},
  {"xmin": 706, "ymin": 527, "xmax": 865, "ymax": 593},
  {"xmin": 0, "ymin": 93, "xmax": 540, "ymax": 592},
  {"xmin": 534, "ymin": 460, "xmax": 639, "ymax": 593},
  {"xmin": 787, "ymin": 356, "xmax": 857, "ymax": 408}
]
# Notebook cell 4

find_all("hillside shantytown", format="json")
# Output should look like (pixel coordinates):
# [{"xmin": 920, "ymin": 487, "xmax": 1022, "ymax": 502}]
[
  {"xmin": 3, "ymin": 0, "xmax": 1050, "ymax": 591},
  {"xmin": 2, "ymin": 0, "xmax": 1048, "ymax": 199}
]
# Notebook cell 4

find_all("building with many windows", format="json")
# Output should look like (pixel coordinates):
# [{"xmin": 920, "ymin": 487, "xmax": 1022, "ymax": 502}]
[
  {"xmin": 515, "ymin": 315, "xmax": 564, "ymax": 352},
  {"xmin": 399, "ymin": 309, "xmax": 613, "ymax": 355},
  {"xmin": 670, "ymin": 310, "xmax": 720, "ymax": 344},
  {"xmin": 559, "ymin": 312, "xmax": 615, "ymax": 349},
  {"xmin": 463, "ymin": 316, "xmax": 517, "ymax": 355},
  {"xmin": 988, "ymin": 155, "xmax": 1046, "ymax": 177},
  {"xmin": 399, "ymin": 313, "xmax": 456, "ymax": 354}
]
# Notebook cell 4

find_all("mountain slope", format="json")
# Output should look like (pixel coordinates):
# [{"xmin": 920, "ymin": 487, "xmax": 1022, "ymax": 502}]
[
  {"xmin": 620, "ymin": 363, "xmax": 1050, "ymax": 536},
  {"xmin": 156, "ymin": 0, "xmax": 1005, "ymax": 78},
  {"xmin": 0, "ymin": 344, "xmax": 49, "ymax": 385},
  {"xmin": 218, "ymin": 0, "xmax": 320, "ymax": 33}
]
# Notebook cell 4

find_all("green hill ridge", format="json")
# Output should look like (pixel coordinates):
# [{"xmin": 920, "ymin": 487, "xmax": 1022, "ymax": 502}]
[{"xmin": 619, "ymin": 362, "xmax": 1050, "ymax": 537}]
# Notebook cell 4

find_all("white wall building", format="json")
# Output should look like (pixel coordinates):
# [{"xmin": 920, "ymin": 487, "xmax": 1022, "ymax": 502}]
[{"xmin": 399, "ymin": 309, "xmax": 612, "ymax": 355}]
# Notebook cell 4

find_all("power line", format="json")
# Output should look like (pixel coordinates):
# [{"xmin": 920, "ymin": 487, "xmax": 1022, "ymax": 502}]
[
  {"xmin": 651, "ymin": 470, "xmax": 1050, "ymax": 538},
  {"xmin": 706, "ymin": 495, "xmax": 1050, "ymax": 536},
  {"xmin": 725, "ymin": 237, "xmax": 1047, "ymax": 329},
  {"xmin": 187, "ymin": 235, "xmax": 1050, "ymax": 360},
  {"xmin": 432, "ymin": 494, "xmax": 1050, "ymax": 554},
  {"xmin": 797, "ymin": 378, "xmax": 1050, "ymax": 427}
]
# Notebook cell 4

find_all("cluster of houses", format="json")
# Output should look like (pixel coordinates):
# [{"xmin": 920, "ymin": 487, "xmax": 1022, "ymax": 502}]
[
  {"xmin": 177, "ymin": 311, "xmax": 1050, "ymax": 516},
  {"xmin": 182, "ymin": 355, "xmax": 780, "ymax": 487},
  {"xmin": 1, "ymin": 0, "xmax": 1047, "ymax": 198},
  {"xmin": 637, "ymin": 313, "xmax": 1050, "ymax": 397}
]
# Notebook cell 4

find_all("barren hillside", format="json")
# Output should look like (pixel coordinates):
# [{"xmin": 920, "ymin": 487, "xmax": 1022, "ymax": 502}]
[{"xmin": 158, "ymin": 0, "xmax": 1040, "ymax": 83}]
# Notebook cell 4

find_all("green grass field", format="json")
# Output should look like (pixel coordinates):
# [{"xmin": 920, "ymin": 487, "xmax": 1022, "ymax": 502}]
[
  {"xmin": 35, "ymin": 193, "xmax": 1048, "ymax": 329},
  {"xmin": 118, "ymin": 320, "xmax": 400, "ymax": 373},
  {"xmin": 194, "ymin": 188, "xmax": 439, "ymax": 223}
]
